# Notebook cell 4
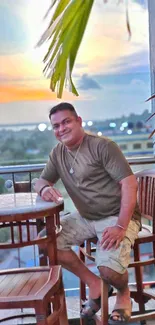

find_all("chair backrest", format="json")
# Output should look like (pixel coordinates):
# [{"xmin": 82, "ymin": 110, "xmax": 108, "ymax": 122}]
[
  {"xmin": 135, "ymin": 169, "xmax": 155, "ymax": 233},
  {"xmin": 0, "ymin": 181, "xmax": 61, "ymax": 267},
  {"xmin": 13, "ymin": 179, "xmax": 45, "ymax": 249},
  {"xmin": 0, "ymin": 208, "xmax": 61, "ymax": 268},
  {"xmin": 0, "ymin": 214, "xmax": 60, "ymax": 248},
  {"xmin": 14, "ymin": 181, "xmax": 31, "ymax": 193}
]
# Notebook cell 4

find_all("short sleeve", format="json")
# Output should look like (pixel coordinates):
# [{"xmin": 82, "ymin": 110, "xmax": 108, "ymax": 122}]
[
  {"xmin": 101, "ymin": 141, "xmax": 133, "ymax": 182},
  {"xmin": 41, "ymin": 149, "xmax": 60, "ymax": 183}
]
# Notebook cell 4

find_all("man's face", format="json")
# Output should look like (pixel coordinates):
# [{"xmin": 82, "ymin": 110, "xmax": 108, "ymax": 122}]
[{"xmin": 50, "ymin": 110, "xmax": 82, "ymax": 146}]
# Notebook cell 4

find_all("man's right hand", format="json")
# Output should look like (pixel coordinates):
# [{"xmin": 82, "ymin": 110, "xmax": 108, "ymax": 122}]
[{"xmin": 41, "ymin": 186, "xmax": 63, "ymax": 204}]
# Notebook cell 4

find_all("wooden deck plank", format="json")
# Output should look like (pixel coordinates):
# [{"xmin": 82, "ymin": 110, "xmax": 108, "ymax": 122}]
[
  {"xmin": 2, "ymin": 273, "xmax": 27, "ymax": 296},
  {"xmin": 28, "ymin": 272, "xmax": 48, "ymax": 295},
  {"xmin": 0, "ymin": 275, "xmax": 7, "ymax": 285},
  {"xmin": 19, "ymin": 272, "xmax": 41, "ymax": 296},
  {"xmin": 0, "ymin": 294, "xmax": 154, "ymax": 324},
  {"xmin": 0, "ymin": 274, "xmax": 16, "ymax": 294},
  {"xmin": 9, "ymin": 273, "xmax": 34, "ymax": 296}
]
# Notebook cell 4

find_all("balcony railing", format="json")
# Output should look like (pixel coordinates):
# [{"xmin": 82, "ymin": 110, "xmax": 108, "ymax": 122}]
[
  {"xmin": 0, "ymin": 156, "xmax": 154, "ymax": 193},
  {"xmin": 0, "ymin": 155, "xmax": 154, "ymax": 174}
]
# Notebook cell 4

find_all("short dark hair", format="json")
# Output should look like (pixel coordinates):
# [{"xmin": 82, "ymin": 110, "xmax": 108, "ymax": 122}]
[{"xmin": 49, "ymin": 102, "xmax": 78, "ymax": 119}]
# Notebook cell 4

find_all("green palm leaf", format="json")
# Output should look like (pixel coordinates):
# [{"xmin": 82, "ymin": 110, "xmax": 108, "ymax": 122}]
[
  {"xmin": 38, "ymin": 0, "xmax": 131, "ymax": 98},
  {"xmin": 38, "ymin": 0, "xmax": 94, "ymax": 98}
]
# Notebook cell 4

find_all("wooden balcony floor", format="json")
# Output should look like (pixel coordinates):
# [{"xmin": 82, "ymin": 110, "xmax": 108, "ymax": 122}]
[{"xmin": 0, "ymin": 293, "xmax": 154, "ymax": 324}]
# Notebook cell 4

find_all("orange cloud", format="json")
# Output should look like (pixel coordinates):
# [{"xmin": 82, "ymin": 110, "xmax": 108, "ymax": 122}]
[{"xmin": 0, "ymin": 84, "xmax": 74, "ymax": 103}]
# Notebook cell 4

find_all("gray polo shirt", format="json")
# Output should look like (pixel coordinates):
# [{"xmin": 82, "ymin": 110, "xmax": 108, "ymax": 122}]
[{"xmin": 41, "ymin": 133, "xmax": 141, "ymax": 222}]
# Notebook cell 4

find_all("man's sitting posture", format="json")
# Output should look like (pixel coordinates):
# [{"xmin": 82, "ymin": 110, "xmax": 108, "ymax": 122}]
[{"xmin": 35, "ymin": 102, "xmax": 141, "ymax": 324}]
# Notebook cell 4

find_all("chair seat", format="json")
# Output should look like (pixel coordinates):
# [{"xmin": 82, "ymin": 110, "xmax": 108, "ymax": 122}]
[
  {"xmin": 138, "ymin": 224, "xmax": 152, "ymax": 238},
  {"xmin": 0, "ymin": 266, "xmax": 61, "ymax": 307}
]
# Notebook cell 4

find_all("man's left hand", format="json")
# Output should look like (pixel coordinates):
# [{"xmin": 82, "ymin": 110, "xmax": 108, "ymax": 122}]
[{"xmin": 100, "ymin": 226, "xmax": 126, "ymax": 250}]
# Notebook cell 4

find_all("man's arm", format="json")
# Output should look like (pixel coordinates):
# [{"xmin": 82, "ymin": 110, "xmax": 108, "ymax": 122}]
[
  {"xmin": 35, "ymin": 178, "xmax": 53, "ymax": 195},
  {"xmin": 35, "ymin": 178, "xmax": 63, "ymax": 204},
  {"xmin": 116, "ymin": 174, "xmax": 138, "ymax": 230},
  {"xmin": 100, "ymin": 174, "xmax": 138, "ymax": 250}
]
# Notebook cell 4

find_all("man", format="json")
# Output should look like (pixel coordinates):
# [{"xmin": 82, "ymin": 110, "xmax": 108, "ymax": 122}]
[{"xmin": 35, "ymin": 102, "xmax": 141, "ymax": 324}]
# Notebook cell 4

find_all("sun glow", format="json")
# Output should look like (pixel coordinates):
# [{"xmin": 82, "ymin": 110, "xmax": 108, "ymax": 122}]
[{"xmin": 0, "ymin": 0, "xmax": 149, "ymax": 104}]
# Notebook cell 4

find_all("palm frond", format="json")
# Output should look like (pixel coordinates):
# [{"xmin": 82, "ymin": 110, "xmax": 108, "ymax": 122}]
[
  {"xmin": 126, "ymin": 2, "xmax": 131, "ymax": 40},
  {"xmin": 146, "ymin": 112, "xmax": 155, "ymax": 122},
  {"xmin": 38, "ymin": 0, "xmax": 94, "ymax": 98},
  {"xmin": 145, "ymin": 94, "xmax": 155, "ymax": 102},
  {"xmin": 38, "ymin": 0, "xmax": 131, "ymax": 98},
  {"xmin": 148, "ymin": 129, "xmax": 155, "ymax": 139}
]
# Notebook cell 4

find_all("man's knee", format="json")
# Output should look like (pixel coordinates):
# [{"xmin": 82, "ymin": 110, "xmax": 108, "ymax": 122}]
[
  {"xmin": 98, "ymin": 266, "xmax": 116, "ymax": 282},
  {"xmin": 98, "ymin": 266, "xmax": 128, "ymax": 289}
]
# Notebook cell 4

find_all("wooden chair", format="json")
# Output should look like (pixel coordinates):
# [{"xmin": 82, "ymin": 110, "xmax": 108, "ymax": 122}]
[
  {"xmin": 12, "ymin": 179, "xmax": 47, "ymax": 266},
  {"xmin": 4, "ymin": 173, "xmax": 33, "ymax": 194},
  {"xmin": 0, "ymin": 197, "xmax": 68, "ymax": 324},
  {"xmin": 13, "ymin": 180, "xmax": 32, "ymax": 193},
  {"xmin": 79, "ymin": 169, "xmax": 155, "ymax": 325}
]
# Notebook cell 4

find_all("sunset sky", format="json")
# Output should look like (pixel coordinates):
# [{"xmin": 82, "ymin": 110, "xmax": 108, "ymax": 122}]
[{"xmin": 0, "ymin": 0, "xmax": 151, "ymax": 124}]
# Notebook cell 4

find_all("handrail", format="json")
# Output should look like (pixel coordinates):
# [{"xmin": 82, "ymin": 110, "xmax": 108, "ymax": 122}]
[
  {"xmin": 0, "ymin": 156, "xmax": 154, "ymax": 175},
  {"xmin": 0, "ymin": 164, "xmax": 45, "ymax": 174},
  {"xmin": 127, "ymin": 156, "xmax": 155, "ymax": 165}
]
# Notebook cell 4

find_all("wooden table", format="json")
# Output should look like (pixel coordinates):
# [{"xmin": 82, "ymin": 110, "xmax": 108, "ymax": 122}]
[
  {"xmin": 0, "ymin": 192, "xmax": 64, "ymax": 265},
  {"xmin": 0, "ymin": 193, "xmax": 68, "ymax": 325}
]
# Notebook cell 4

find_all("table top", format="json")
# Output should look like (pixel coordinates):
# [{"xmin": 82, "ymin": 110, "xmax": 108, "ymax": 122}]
[{"xmin": 0, "ymin": 192, "xmax": 64, "ymax": 216}]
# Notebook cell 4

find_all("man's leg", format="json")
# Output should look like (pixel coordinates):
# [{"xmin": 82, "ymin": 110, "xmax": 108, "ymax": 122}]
[
  {"xmin": 99, "ymin": 266, "xmax": 130, "ymax": 305},
  {"xmin": 56, "ymin": 212, "xmax": 102, "ymax": 299},
  {"xmin": 38, "ymin": 211, "xmax": 101, "ymax": 299},
  {"xmin": 57, "ymin": 248, "xmax": 101, "ymax": 299},
  {"xmin": 99, "ymin": 266, "xmax": 133, "ymax": 322},
  {"xmin": 95, "ymin": 218, "xmax": 140, "ymax": 321}
]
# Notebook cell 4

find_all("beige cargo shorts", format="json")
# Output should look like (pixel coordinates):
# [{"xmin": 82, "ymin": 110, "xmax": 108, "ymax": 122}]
[
  {"xmin": 55, "ymin": 211, "xmax": 140, "ymax": 274},
  {"xmin": 39, "ymin": 210, "xmax": 140, "ymax": 274}
]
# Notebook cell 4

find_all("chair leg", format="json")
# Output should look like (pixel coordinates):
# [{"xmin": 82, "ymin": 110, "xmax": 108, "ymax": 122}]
[
  {"xmin": 93, "ymin": 279, "xmax": 109, "ymax": 325},
  {"xmin": 79, "ymin": 245, "xmax": 87, "ymax": 325},
  {"xmin": 58, "ymin": 278, "xmax": 69, "ymax": 325},
  {"xmin": 80, "ymin": 278, "xmax": 87, "ymax": 325},
  {"xmin": 51, "ymin": 296, "xmax": 61, "ymax": 325},
  {"xmin": 35, "ymin": 304, "xmax": 48, "ymax": 325},
  {"xmin": 79, "ymin": 245, "xmax": 87, "ymax": 302},
  {"xmin": 134, "ymin": 244, "xmax": 146, "ymax": 318},
  {"xmin": 101, "ymin": 279, "xmax": 109, "ymax": 325}
]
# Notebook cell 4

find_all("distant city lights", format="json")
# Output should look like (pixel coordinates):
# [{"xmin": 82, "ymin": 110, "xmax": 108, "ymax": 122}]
[
  {"xmin": 109, "ymin": 122, "xmax": 116, "ymax": 128},
  {"xmin": 120, "ymin": 126, "xmax": 124, "ymax": 131},
  {"xmin": 122, "ymin": 122, "xmax": 128, "ymax": 128},
  {"xmin": 82, "ymin": 121, "xmax": 86, "ymax": 127},
  {"xmin": 38, "ymin": 123, "xmax": 47, "ymax": 132},
  {"xmin": 87, "ymin": 121, "xmax": 93, "ymax": 126},
  {"xmin": 127, "ymin": 129, "xmax": 132, "ymax": 135},
  {"xmin": 97, "ymin": 131, "xmax": 102, "ymax": 136}
]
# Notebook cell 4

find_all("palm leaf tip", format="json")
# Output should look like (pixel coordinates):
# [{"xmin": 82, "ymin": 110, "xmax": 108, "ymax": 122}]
[
  {"xmin": 126, "ymin": 7, "xmax": 131, "ymax": 39},
  {"xmin": 146, "ymin": 112, "xmax": 155, "ymax": 122},
  {"xmin": 148, "ymin": 129, "xmax": 155, "ymax": 139},
  {"xmin": 38, "ymin": 0, "xmax": 95, "ymax": 98},
  {"xmin": 145, "ymin": 94, "xmax": 155, "ymax": 102}
]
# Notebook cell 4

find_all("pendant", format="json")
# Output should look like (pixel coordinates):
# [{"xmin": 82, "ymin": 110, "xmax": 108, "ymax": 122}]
[{"xmin": 69, "ymin": 167, "xmax": 74, "ymax": 174}]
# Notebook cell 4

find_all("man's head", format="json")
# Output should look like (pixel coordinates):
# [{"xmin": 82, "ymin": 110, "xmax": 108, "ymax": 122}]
[
  {"xmin": 49, "ymin": 102, "xmax": 78, "ymax": 120},
  {"xmin": 49, "ymin": 102, "xmax": 84, "ymax": 148}
]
